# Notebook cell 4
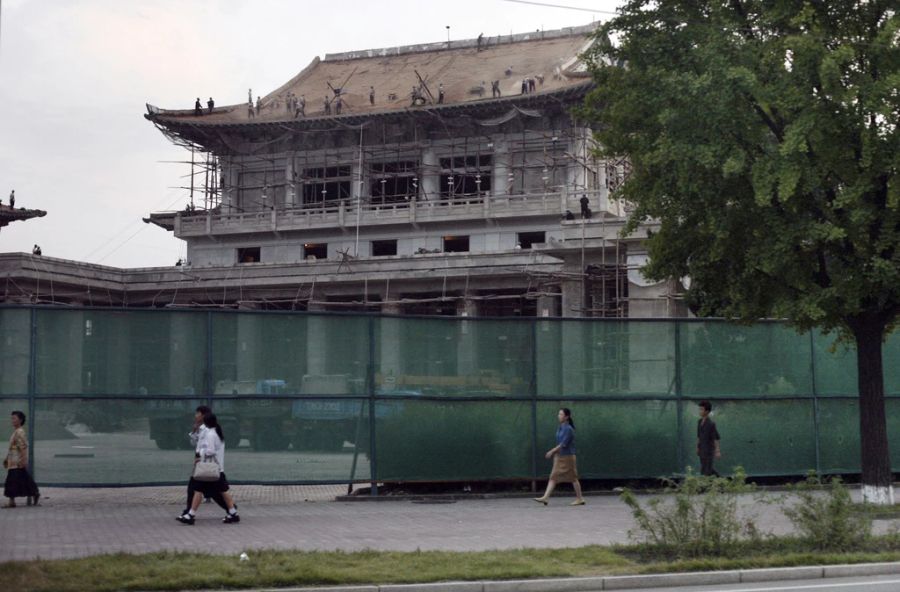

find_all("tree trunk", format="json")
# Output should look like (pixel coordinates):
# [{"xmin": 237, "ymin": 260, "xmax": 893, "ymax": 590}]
[{"xmin": 851, "ymin": 316, "xmax": 894, "ymax": 505}]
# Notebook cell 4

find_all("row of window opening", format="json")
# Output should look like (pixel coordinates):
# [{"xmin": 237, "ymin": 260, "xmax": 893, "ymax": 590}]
[{"xmin": 236, "ymin": 232, "xmax": 546, "ymax": 264}]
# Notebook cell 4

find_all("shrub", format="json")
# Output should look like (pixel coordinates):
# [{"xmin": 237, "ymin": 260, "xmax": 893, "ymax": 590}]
[
  {"xmin": 783, "ymin": 474, "xmax": 871, "ymax": 551},
  {"xmin": 621, "ymin": 468, "xmax": 760, "ymax": 557}
]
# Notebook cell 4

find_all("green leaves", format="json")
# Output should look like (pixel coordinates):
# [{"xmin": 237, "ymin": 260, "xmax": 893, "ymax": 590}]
[{"xmin": 582, "ymin": 0, "xmax": 900, "ymax": 337}]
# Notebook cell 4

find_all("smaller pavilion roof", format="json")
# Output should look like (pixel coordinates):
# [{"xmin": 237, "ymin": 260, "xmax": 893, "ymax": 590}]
[{"xmin": 0, "ymin": 204, "xmax": 47, "ymax": 230}]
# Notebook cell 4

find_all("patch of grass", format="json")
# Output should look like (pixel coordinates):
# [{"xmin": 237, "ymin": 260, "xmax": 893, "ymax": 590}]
[
  {"xmin": 0, "ymin": 547, "xmax": 631, "ymax": 592},
  {"xmin": 4, "ymin": 539, "xmax": 900, "ymax": 592}
]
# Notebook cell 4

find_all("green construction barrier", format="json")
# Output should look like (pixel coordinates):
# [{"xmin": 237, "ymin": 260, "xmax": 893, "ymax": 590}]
[
  {"xmin": 0, "ymin": 309, "xmax": 31, "ymax": 395},
  {"xmin": 1, "ymin": 306, "xmax": 898, "ymax": 486}
]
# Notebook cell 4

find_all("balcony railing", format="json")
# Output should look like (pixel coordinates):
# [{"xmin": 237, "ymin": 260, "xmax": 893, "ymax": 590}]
[{"xmin": 172, "ymin": 189, "xmax": 624, "ymax": 237}]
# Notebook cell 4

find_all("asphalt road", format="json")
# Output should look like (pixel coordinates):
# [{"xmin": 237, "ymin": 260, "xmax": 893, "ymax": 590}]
[{"xmin": 631, "ymin": 574, "xmax": 900, "ymax": 592}]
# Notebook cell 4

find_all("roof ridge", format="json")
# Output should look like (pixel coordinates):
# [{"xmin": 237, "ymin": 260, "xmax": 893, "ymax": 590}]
[{"xmin": 322, "ymin": 22, "xmax": 598, "ymax": 62}]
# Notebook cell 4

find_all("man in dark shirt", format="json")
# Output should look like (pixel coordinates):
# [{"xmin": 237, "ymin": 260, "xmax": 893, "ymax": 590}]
[{"xmin": 696, "ymin": 399, "xmax": 721, "ymax": 476}]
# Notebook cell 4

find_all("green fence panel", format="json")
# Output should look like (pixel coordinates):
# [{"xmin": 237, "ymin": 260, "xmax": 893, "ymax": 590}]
[
  {"xmin": 680, "ymin": 323, "xmax": 814, "ymax": 397},
  {"xmin": 0, "ymin": 399, "xmax": 31, "ymax": 432},
  {"xmin": 811, "ymin": 331, "xmax": 857, "ymax": 396},
  {"xmin": 538, "ymin": 320, "xmax": 675, "ymax": 397},
  {"xmin": 0, "ymin": 309, "xmax": 31, "ymax": 395},
  {"xmin": 816, "ymin": 398, "xmax": 860, "ymax": 474},
  {"xmin": 374, "ymin": 399, "xmax": 533, "ymax": 481},
  {"xmin": 210, "ymin": 312, "xmax": 369, "ymax": 396},
  {"xmin": 211, "ymin": 397, "xmax": 371, "ymax": 483},
  {"xmin": 373, "ymin": 317, "xmax": 533, "ymax": 397},
  {"xmin": 34, "ymin": 310, "xmax": 207, "ymax": 396},
  {"xmin": 535, "ymin": 400, "xmax": 679, "ymax": 478},
  {"xmin": 678, "ymin": 399, "xmax": 817, "ymax": 476},
  {"xmin": 33, "ymin": 398, "xmax": 205, "ymax": 484}
]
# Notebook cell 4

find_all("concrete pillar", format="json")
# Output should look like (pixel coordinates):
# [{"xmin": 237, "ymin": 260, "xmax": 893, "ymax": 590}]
[
  {"xmin": 560, "ymin": 319, "xmax": 589, "ymax": 396},
  {"xmin": 560, "ymin": 256, "xmax": 585, "ymax": 319},
  {"xmin": 456, "ymin": 299, "xmax": 479, "ymax": 376},
  {"xmin": 106, "ymin": 316, "xmax": 132, "ymax": 393},
  {"xmin": 421, "ymin": 147, "xmax": 439, "ymax": 201},
  {"xmin": 305, "ymin": 303, "xmax": 328, "ymax": 376},
  {"xmin": 378, "ymin": 303, "xmax": 403, "ymax": 390},
  {"xmin": 169, "ymin": 312, "xmax": 200, "ymax": 395},
  {"xmin": 222, "ymin": 160, "xmax": 239, "ymax": 214},
  {"xmin": 491, "ymin": 139, "xmax": 510, "ymax": 197},
  {"xmin": 537, "ymin": 294, "xmax": 558, "ymax": 318},
  {"xmin": 285, "ymin": 155, "xmax": 296, "ymax": 209},
  {"xmin": 351, "ymin": 160, "xmax": 365, "ymax": 201},
  {"xmin": 568, "ymin": 128, "xmax": 589, "ymax": 195},
  {"xmin": 235, "ymin": 311, "xmax": 262, "ymax": 383}
]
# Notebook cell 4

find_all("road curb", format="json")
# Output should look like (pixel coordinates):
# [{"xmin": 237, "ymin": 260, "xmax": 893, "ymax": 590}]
[{"xmin": 213, "ymin": 561, "xmax": 900, "ymax": 592}]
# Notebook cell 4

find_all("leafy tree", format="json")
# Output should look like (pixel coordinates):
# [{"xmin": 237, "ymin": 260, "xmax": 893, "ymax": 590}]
[{"xmin": 582, "ymin": 1, "xmax": 899, "ymax": 501}]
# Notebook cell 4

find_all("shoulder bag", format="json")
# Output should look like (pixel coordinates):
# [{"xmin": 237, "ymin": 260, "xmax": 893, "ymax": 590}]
[{"xmin": 193, "ymin": 455, "xmax": 220, "ymax": 481}]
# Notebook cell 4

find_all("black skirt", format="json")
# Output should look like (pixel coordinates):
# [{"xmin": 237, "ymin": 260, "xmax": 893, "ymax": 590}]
[
  {"xmin": 4, "ymin": 468, "xmax": 39, "ymax": 498},
  {"xmin": 193, "ymin": 472, "xmax": 230, "ymax": 497}
]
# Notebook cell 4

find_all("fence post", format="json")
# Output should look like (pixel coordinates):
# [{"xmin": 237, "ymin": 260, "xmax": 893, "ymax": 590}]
[
  {"xmin": 27, "ymin": 307, "xmax": 37, "ymax": 480},
  {"xmin": 367, "ymin": 315, "xmax": 378, "ymax": 496},
  {"xmin": 809, "ymin": 331, "xmax": 821, "ymax": 476},
  {"xmin": 674, "ymin": 320, "xmax": 684, "ymax": 474}
]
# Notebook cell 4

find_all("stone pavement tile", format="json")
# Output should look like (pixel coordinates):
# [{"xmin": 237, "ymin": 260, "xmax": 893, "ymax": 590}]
[
  {"xmin": 0, "ymin": 489, "xmax": 896, "ymax": 563},
  {"xmin": 32, "ymin": 484, "xmax": 348, "ymax": 508}
]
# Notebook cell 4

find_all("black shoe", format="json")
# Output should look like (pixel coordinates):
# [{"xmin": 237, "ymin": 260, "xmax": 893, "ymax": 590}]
[
  {"xmin": 223, "ymin": 513, "xmax": 240, "ymax": 524},
  {"xmin": 177, "ymin": 514, "xmax": 195, "ymax": 525}
]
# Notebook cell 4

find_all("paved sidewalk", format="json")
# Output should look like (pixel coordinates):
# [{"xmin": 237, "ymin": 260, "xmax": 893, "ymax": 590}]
[{"xmin": 0, "ymin": 486, "xmax": 895, "ymax": 563}]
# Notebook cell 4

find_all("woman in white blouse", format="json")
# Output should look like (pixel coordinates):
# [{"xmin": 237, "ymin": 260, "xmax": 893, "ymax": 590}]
[{"xmin": 178, "ymin": 413, "xmax": 240, "ymax": 525}]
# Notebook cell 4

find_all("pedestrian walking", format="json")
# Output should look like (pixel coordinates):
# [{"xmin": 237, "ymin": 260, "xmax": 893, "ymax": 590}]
[
  {"xmin": 4, "ymin": 411, "xmax": 40, "ymax": 508},
  {"xmin": 178, "ymin": 413, "xmax": 240, "ymax": 525},
  {"xmin": 194, "ymin": 98, "xmax": 202, "ymax": 115},
  {"xmin": 534, "ymin": 408, "xmax": 585, "ymax": 506},
  {"xmin": 178, "ymin": 405, "xmax": 229, "ymax": 520},
  {"xmin": 697, "ymin": 400, "xmax": 721, "ymax": 476}
]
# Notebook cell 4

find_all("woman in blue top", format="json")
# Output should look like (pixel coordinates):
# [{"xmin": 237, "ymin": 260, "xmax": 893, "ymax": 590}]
[{"xmin": 534, "ymin": 408, "xmax": 585, "ymax": 506}]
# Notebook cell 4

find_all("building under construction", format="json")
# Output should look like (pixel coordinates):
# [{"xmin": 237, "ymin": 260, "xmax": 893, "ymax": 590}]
[{"xmin": 0, "ymin": 24, "xmax": 685, "ymax": 318}]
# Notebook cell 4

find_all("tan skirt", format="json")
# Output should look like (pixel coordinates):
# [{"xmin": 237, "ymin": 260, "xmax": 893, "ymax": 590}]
[{"xmin": 549, "ymin": 454, "xmax": 579, "ymax": 483}]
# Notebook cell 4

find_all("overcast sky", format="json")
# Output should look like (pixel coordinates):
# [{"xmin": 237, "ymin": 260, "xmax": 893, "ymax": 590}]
[{"xmin": 0, "ymin": 0, "xmax": 621, "ymax": 268}]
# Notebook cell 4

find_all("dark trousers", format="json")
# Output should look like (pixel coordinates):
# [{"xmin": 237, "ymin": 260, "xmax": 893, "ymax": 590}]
[
  {"xmin": 699, "ymin": 454, "xmax": 719, "ymax": 477},
  {"xmin": 186, "ymin": 477, "xmax": 228, "ymax": 511}
]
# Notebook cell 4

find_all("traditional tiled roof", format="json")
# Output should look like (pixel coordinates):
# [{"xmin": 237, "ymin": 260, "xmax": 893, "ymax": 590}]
[
  {"xmin": 146, "ymin": 24, "xmax": 597, "ymax": 128},
  {"xmin": 0, "ymin": 204, "xmax": 47, "ymax": 229}
]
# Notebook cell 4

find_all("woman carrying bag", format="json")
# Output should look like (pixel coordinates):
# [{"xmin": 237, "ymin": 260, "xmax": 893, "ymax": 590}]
[
  {"xmin": 533, "ymin": 407, "xmax": 585, "ymax": 506},
  {"xmin": 4, "ymin": 411, "xmax": 40, "ymax": 508},
  {"xmin": 178, "ymin": 413, "xmax": 240, "ymax": 525}
]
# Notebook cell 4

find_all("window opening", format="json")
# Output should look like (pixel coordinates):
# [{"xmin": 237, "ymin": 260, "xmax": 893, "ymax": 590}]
[
  {"xmin": 301, "ymin": 165, "xmax": 352, "ymax": 205},
  {"xmin": 443, "ymin": 235, "xmax": 470, "ymax": 253},
  {"xmin": 517, "ymin": 231, "xmax": 546, "ymax": 250},
  {"xmin": 238, "ymin": 168, "xmax": 286, "ymax": 211},
  {"xmin": 369, "ymin": 161, "xmax": 419, "ymax": 204},
  {"xmin": 237, "ymin": 247, "xmax": 261, "ymax": 264},
  {"xmin": 439, "ymin": 154, "xmax": 492, "ymax": 198},
  {"xmin": 372, "ymin": 239, "xmax": 398, "ymax": 257},
  {"xmin": 304, "ymin": 243, "xmax": 327, "ymax": 260}
]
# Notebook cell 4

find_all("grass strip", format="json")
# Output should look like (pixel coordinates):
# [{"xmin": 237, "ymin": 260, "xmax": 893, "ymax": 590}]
[{"xmin": 3, "ymin": 544, "xmax": 900, "ymax": 592}]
